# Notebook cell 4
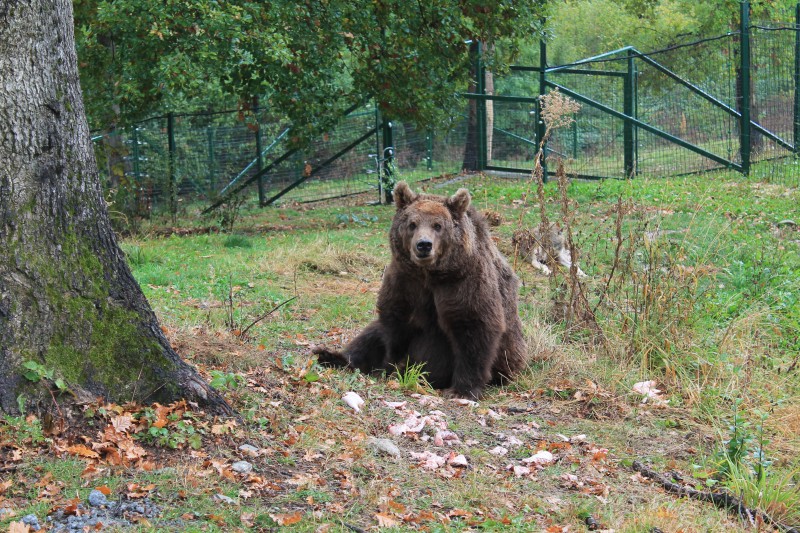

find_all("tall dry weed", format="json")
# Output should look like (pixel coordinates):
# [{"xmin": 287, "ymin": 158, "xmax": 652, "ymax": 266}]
[{"xmin": 522, "ymin": 89, "xmax": 720, "ymax": 391}]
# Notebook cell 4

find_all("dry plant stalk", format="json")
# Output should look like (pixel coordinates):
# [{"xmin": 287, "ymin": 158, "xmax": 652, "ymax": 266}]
[
  {"xmin": 514, "ymin": 90, "xmax": 604, "ymax": 342},
  {"xmin": 555, "ymin": 160, "xmax": 603, "ymax": 341},
  {"xmin": 540, "ymin": 89, "xmax": 581, "ymax": 133},
  {"xmin": 518, "ymin": 88, "xmax": 580, "ymax": 226}
]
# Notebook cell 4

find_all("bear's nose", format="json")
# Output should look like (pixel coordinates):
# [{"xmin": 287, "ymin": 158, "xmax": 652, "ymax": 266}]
[{"xmin": 416, "ymin": 239, "xmax": 433, "ymax": 255}]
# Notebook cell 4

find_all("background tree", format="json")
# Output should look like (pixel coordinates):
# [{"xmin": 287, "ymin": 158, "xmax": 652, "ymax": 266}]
[
  {"xmin": 0, "ymin": 0, "xmax": 230, "ymax": 415},
  {"xmin": 74, "ymin": 0, "xmax": 547, "ymax": 141}
]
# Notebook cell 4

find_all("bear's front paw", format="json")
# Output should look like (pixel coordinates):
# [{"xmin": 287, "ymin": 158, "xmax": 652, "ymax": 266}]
[
  {"xmin": 441, "ymin": 386, "xmax": 483, "ymax": 401},
  {"xmin": 312, "ymin": 345, "xmax": 349, "ymax": 368}
]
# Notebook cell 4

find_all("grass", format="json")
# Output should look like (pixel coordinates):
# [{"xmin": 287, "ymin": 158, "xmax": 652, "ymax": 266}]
[
  {"xmin": 2, "ymin": 164, "xmax": 799, "ymax": 532},
  {"xmin": 393, "ymin": 359, "xmax": 433, "ymax": 393}
]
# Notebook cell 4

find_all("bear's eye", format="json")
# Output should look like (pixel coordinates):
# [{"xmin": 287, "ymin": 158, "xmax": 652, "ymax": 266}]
[
  {"xmin": 408, "ymin": 222, "xmax": 417, "ymax": 231},
  {"xmin": 433, "ymin": 223, "xmax": 442, "ymax": 231}
]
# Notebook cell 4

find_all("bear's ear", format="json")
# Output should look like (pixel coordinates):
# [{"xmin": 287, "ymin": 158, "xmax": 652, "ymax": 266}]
[
  {"xmin": 446, "ymin": 188, "xmax": 471, "ymax": 219},
  {"xmin": 394, "ymin": 181, "xmax": 416, "ymax": 210}
]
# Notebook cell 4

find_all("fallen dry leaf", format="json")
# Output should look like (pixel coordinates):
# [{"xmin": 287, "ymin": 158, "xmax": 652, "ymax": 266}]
[
  {"xmin": 447, "ymin": 453, "xmax": 468, "ymax": 467},
  {"xmin": 67, "ymin": 444, "xmax": 100, "ymax": 459},
  {"xmin": 8, "ymin": 522, "xmax": 30, "ymax": 533},
  {"xmin": 510, "ymin": 464, "xmax": 531, "ymax": 477},
  {"xmin": 269, "ymin": 512, "xmax": 302, "ymax": 526},
  {"xmin": 110, "ymin": 414, "xmax": 133, "ymax": 433},
  {"xmin": 409, "ymin": 451, "xmax": 447, "ymax": 470},
  {"xmin": 590, "ymin": 447, "xmax": 609, "ymax": 462},
  {"xmin": 489, "ymin": 446, "xmax": 508, "ymax": 456},
  {"xmin": 240, "ymin": 512, "xmax": 255, "ymax": 527},
  {"xmin": 450, "ymin": 398, "xmax": 478, "ymax": 407},
  {"xmin": 433, "ymin": 430, "xmax": 460, "ymax": 447},
  {"xmin": 342, "ymin": 392, "xmax": 365, "ymax": 412},
  {"xmin": 522, "ymin": 450, "xmax": 554, "ymax": 466},
  {"xmin": 632, "ymin": 380, "xmax": 668, "ymax": 405},
  {"xmin": 375, "ymin": 512, "xmax": 400, "ymax": 528}
]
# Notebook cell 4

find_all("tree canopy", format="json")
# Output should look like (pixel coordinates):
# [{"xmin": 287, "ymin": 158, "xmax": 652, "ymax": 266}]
[{"xmin": 75, "ymin": 0, "xmax": 547, "ymax": 138}]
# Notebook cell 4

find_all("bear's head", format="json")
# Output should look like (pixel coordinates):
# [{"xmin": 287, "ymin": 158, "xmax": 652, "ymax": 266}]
[{"xmin": 392, "ymin": 181, "xmax": 472, "ymax": 268}]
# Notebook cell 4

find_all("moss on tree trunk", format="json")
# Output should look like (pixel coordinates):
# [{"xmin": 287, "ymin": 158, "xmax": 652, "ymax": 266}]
[{"xmin": 0, "ymin": 0, "xmax": 230, "ymax": 415}]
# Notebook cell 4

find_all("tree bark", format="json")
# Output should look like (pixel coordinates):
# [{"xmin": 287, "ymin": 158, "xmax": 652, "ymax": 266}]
[
  {"xmin": 0, "ymin": 0, "xmax": 231, "ymax": 415},
  {"xmin": 485, "ymin": 63, "xmax": 494, "ymax": 165}
]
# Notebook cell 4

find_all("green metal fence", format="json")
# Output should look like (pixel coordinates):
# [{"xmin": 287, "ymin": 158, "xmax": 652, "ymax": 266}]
[
  {"xmin": 92, "ymin": 103, "xmax": 472, "ymax": 217},
  {"xmin": 465, "ymin": 1, "xmax": 799, "ymax": 186}
]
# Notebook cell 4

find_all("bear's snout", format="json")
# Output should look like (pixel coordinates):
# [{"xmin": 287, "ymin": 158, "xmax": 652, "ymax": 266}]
[{"xmin": 415, "ymin": 239, "xmax": 433, "ymax": 257}]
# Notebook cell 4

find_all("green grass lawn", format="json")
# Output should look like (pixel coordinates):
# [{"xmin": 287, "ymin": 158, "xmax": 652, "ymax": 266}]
[{"xmin": 2, "ymin": 164, "xmax": 799, "ymax": 532}]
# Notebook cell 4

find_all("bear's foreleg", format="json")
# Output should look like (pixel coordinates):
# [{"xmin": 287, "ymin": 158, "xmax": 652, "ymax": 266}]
[
  {"xmin": 440, "ymin": 322, "xmax": 502, "ymax": 400},
  {"xmin": 314, "ymin": 321, "xmax": 388, "ymax": 374}
]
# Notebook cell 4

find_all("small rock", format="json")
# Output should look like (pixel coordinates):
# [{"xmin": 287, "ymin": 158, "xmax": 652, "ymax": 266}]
[
  {"xmin": 22, "ymin": 513, "xmax": 41, "ymax": 530},
  {"xmin": 238, "ymin": 444, "xmax": 259, "ymax": 456},
  {"xmin": 88, "ymin": 489, "xmax": 108, "ymax": 507},
  {"xmin": 214, "ymin": 493, "xmax": 236, "ymax": 505},
  {"xmin": 366, "ymin": 437, "xmax": 401, "ymax": 458},
  {"xmin": 231, "ymin": 460, "xmax": 253, "ymax": 474},
  {"xmin": 0, "ymin": 508, "xmax": 14, "ymax": 519}
]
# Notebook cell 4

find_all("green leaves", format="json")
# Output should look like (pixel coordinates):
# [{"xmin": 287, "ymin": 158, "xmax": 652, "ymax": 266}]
[
  {"xmin": 21, "ymin": 361, "xmax": 69, "ymax": 395},
  {"xmin": 75, "ymin": 0, "xmax": 546, "ymax": 141},
  {"xmin": 22, "ymin": 360, "xmax": 49, "ymax": 383}
]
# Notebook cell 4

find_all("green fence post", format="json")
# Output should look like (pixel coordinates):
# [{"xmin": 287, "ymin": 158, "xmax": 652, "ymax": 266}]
[
  {"xmin": 426, "ymin": 130, "xmax": 433, "ymax": 170},
  {"xmin": 254, "ymin": 103, "xmax": 265, "ymax": 205},
  {"xmin": 538, "ymin": 39, "xmax": 548, "ymax": 182},
  {"xmin": 794, "ymin": 2, "xmax": 800, "ymax": 153},
  {"xmin": 206, "ymin": 126, "xmax": 216, "ymax": 195},
  {"xmin": 740, "ymin": 0, "xmax": 752, "ymax": 175},
  {"xmin": 381, "ymin": 117, "xmax": 394, "ymax": 204},
  {"xmin": 571, "ymin": 120, "xmax": 577, "ymax": 160},
  {"xmin": 624, "ymin": 50, "xmax": 636, "ymax": 178},
  {"xmin": 477, "ymin": 41, "xmax": 487, "ymax": 170},
  {"xmin": 131, "ymin": 127, "xmax": 141, "ymax": 184},
  {"xmin": 635, "ymin": 65, "xmax": 639, "ymax": 171},
  {"xmin": 167, "ymin": 112, "xmax": 177, "ymax": 217},
  {"xmin": 375, "ymin": 105, "xmax": 381, "ymax": 203}
]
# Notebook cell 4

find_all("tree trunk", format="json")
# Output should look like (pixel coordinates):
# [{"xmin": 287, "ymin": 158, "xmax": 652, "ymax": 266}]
[{"xmin": 0, "ymin": 0, "xmax": 230, "ymax": 415}]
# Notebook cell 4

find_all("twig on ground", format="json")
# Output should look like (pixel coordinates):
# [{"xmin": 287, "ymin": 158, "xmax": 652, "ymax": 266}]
[
  {"xmin": 784, "ymin": 349, "xmax": 799, "ymax": 373},
  {"xmin": 632, "ymin": 461, "xmax": 799, "ymax": 533},
  {"xmin": 238, "ymin": 296, "xmax": 297, "ymax": 339}
]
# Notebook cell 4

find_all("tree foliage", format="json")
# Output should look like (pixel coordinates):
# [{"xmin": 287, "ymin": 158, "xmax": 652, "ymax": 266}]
[
  {"xmin": 545, "ymin": 0, "xmax": 797, "ymax": 66},
  {"xmin": 75, "ymin": 0, "xmax": 546, "ymax": 138}
]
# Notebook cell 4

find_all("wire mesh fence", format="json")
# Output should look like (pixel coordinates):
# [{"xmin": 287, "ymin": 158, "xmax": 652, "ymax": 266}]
[
  {"xmin": 546, "ymin": 66, "xmax": 628, "ymax": 179},
  {"xmin": 92, "ymin": 104, "xmax": 475, "ymax": 220},
  {"xmin": 750, "ymin": 21, "xmax": 799, "ymax": 182}
]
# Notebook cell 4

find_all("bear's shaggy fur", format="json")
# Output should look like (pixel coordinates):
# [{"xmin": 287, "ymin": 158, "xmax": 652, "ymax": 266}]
[{"xmin": 313, "ymin": 181, "xmax": 527, "ymax": 399}]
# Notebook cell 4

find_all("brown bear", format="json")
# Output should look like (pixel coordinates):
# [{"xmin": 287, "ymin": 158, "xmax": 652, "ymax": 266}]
[{"xmin": 313, "ymin": 181, "xmax": 527, "ymax": 399}]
